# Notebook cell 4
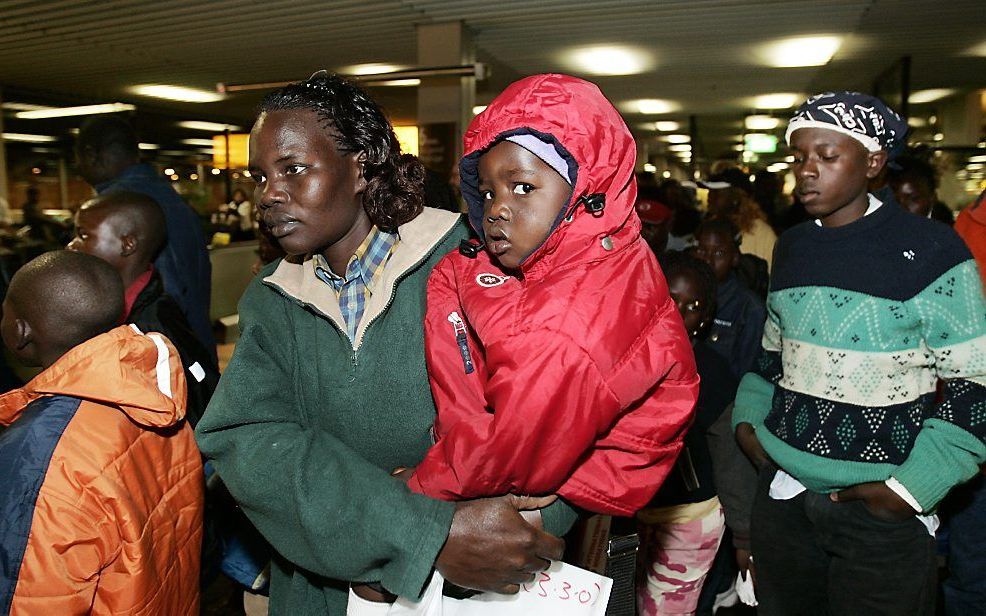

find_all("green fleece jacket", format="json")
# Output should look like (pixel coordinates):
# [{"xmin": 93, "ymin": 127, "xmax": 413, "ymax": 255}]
[{"xmin": 195, "ymin": 208, "xmax": 576, "ymax": 615}]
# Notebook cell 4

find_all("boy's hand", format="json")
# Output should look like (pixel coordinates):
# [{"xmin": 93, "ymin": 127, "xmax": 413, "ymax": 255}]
[
  {"xmin": 735, "ymin": 423, "xmax": 771, "ymax": 470},
  {"xmin": 830, "ymin": 481, "xmax": 916, "ymax": 522},
  {"xmin": 436, "ymin": 496, "xmax": 564, "ymax": 594}
]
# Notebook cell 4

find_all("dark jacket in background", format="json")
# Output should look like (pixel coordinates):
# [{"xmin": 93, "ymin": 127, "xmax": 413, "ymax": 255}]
[
  {"xmin": 98, "ymin": 163, "xmax": 215, "ymax": 358},
  {"xmin": 127, "ymin": 269, "xmax": 219, "ymax": 427},
  {"xmin": 707, "ymin": 272, "xmax": 767, "ymax": 380},
  {"xmin": 651, "ymin": 340, "xmax": 738, "ymax": 507}
]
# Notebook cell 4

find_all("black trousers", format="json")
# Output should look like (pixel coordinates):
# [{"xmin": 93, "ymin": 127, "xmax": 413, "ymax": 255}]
[{"xmin": 751, "ymin": 465, "xmax": 937, "ymax": 616}]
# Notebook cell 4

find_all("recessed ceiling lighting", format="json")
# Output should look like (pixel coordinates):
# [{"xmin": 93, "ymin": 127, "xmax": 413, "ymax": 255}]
[
  {"xmin": 181, "ymin": 138, "xmax": 218, "ymax": 147},
  {"xmin": 907, "ymin": 117, "xmax": 928, "ymax": 128},
  {"xmin": 642, "ymin": 163, "xmax": 657, "ymax": 173},
  {"xmin": 967, "ymin": 163, "xmax": 984, "ymax": 171},
  {"xmin": 934, "ymin": 132, "xmax": 945, "ymax": 141},
  {"xmin": 138, "ymin": 143, "xmax": 159, "ymax": 150},
  {"xmin": 964, "ymin": 40, "xmax": 986, "ymax": 56},
  {"xmin": 3, "ymin": 132, "xmax": 57, "ymax": 143},
  {"xmin": 625, "ymin": 99, "xmax": 678, "ymax": 115},
  {"xmin": 745, "ymin": 133, "xmax": 779, "ymax": 153},
  {"xmin": 177, "ymin": 120, "xmax": 242, "ymax": 132},
  {"xmin": 15, "ymin": 103, "xmax": 136, "ymax": 119},
  {"xmin": 562, "ymin": 45, "xmax": 653, "ymax": 76},
  {"xmin": 472, "ymin": 105, "xmax": 488, "ymax": 115},
  {"xmin": 732, "ymin": 144, "xmax": 745, "ymax": 152},
  {"xmin": 745, "ymin": 115, "xmax": 781, "ymax": 130},
  {"xmin": 163, "ymin": 167, "xmax": 176, "ymax": 176},
  {"xmin": 757, "ymin": 35, "xmax": 842, "ymax": 67},
  {"xmin": 668, "ymin": 143, "xmax": 692, "ymax": 152},
  {"xmin": 661, "ymin": 134, "xmax": 691, "ymax": 144},
  {"xmin": 969, "ymin": 155, "xmax": 986, "ymax": 163},
  {"xmin": 371, "ymin": 79, "xmax": 421, "ymax": 87},
  {"xmin": 343, "ymin": 63, "xmax": 404, "ymax": 75},
  {"xmin": 132, "ymin": 84, "xmax": 223, "ymax": 103},
  {"xmin": 2, "ymin": 102, "xmax": 55, "ymax": 112},
  {"xmin": 750, "ymin": 93, "xmax": 802, "ymax": 109},
  {"xmin": 654, "ymin": 121, "xmax": 680, "ymax": 132},
  {"xmin": 910, "ymin": 89, "xmax": 957, "ymax": 104},
  {"xmin": 767, "ymin": 162, "xmax": 790, "ymax": 173}
]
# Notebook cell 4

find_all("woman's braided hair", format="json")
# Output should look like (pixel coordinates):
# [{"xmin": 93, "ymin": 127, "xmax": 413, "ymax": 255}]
[{"xmin": 258, "ymin": 72, "xmax": 424, "ymax": 232}]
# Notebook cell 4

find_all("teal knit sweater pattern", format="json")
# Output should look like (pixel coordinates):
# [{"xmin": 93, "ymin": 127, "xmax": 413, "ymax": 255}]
[{"xmin": 734, "ymin": 195, "xmax": 986, "ymax": 512}]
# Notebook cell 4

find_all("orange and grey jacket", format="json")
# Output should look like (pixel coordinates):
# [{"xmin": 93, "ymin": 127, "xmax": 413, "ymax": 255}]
[{"xmin": 0, "ymin": 325, "xmax": 203, "ymax": 615}]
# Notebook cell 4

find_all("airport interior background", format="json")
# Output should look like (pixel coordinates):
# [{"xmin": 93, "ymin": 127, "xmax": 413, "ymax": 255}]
[{"xmin": 0, "ymin": 0, "xmax": 983, "ymax": 368}]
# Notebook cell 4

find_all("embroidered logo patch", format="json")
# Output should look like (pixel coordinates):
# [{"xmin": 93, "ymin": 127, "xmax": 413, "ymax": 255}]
[{"xmin": 476, "ymin": 273, "xmax": 508, "ymax": 287}]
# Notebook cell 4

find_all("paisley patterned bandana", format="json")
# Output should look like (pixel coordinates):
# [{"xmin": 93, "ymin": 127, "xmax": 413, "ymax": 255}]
[{"xmin": 785, "ymin": 91, "xmax": 907, "ymax": 157}]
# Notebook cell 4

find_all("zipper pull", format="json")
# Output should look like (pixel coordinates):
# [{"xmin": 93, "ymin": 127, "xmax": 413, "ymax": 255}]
[{"xmin": 447, "ymin": 311, "xmax": 475, "ymax": 374}]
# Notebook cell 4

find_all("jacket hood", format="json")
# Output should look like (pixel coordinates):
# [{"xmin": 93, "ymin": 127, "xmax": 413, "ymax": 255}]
[
  {"xmin": 460, "ymin": 73, "xmax": 640, "ymax": 276},
  {"xmin": 0, "ymin": 325, "xmax": 187, "ymax": 428}
]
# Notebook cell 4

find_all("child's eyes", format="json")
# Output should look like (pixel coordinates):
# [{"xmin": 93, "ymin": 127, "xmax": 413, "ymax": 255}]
[
  {"xmin": 512, "ymin": 183, "xmax": 535, "ymax": 195},
  {"xmin": 251, "ymin": 172, "xmax": 266, "ymax": 184},
  {"xmin": 286, "ymin": 164, "xmax": 307, "ymax": 174},
  {"xmin": 480, "ymin": 190, "xmax": 494, "ymax": 200}
]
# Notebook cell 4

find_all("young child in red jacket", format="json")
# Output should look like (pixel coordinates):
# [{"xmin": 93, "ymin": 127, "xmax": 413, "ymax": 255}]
[{"xmin": 405, "ymin": 74, "xmax": 699, "ymax": 519}]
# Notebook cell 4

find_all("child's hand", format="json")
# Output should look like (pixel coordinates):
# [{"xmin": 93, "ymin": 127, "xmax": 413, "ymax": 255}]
[
  {"xmin": 735, "ymin": 423, "xmax": 771, "ymax": 470},
  {"xmin": 829, "ymin": 481, "xmax": 916, "ymax": 521}
]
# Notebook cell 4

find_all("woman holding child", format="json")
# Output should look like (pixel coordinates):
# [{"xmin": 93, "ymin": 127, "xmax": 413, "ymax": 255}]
[{"xmin": 194, "ymin": 73, "xmax": 570, "ymax": 615}]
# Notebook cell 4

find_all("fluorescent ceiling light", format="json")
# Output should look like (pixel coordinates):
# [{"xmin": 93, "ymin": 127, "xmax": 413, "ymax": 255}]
[
  {"xmin": 654, "ymin": 121, "xmax": 680, "ymax": 132},
  {"xmin": 732, "ymin": 144, "xmax": 745, "ymax": 152},
  {"xmin": 473, "ymin": 105, "xmax": 488, "ymax": 115},
  {"xmin": 371, "ymin": 79, "xmax": 421, "ymax": 87},
  {"xmin": 661, "ymin": 134, "xmax": 690, "ymax": 144},
  {"xmin": 138, "ymin": 143, "xmax": 159, "ymax": 150},
  {"xmin": 3, "ymin": 132, "xmax": 57, "ymax": 143},
  {"xmin": 181, "ymin": 138, "xmax": 217, "ymax": 147},
  {"xmin": 967, "ymin": 163, "xmax": 984, "ymax": 171},
  {"xmin": 757, "ymin": 35, "xmax": 842, "ymax": 67},
  {"xmin": 2, "ymin": 102, "xmax": 55, "ymax": 112},
  {"xmin": 15, "ymin": 103, "xmax": 135, "ymax": 119},
  {"xmin": 563, "ymin": 45, "xmax": 653, "ymax": 76},
  {"xmin": 343, "ymin": 63, "xmax": 404, "ymax": 75},
  {"xmin": 964, "ymin": 40, "xmax": 986, "ymax": 56},
  {"xmin": 750, "ymin": 93, "xmax": 801, "ymax": 109},
  {"xmin": 767, "ymin": 162, "xmax": 789, "ymax": 172},
  {"xmin": 668, "ymin": 143, "xmax": 692, "ymax": 152},
  {"xmin": 907, "ymin": 117, "xmax": 928, "ymax": 128},
  {"xmin": 909, "ymin": 89, "xmax": 957, "ymax": 104},
  {"xmin": 745, "ymin": 115, "xmax": 781, "ymax": 130},
  {"xmin": 642, "ymin": 163, "xmax": 657, "ymax": 173},
  {"xmin": 132, "ymin": 84, "xmax": 223, "ymax": 103},
  {"xmin": 625, "ymin": 99, "xmax": 678, "ymax": 115},
  {"xmin": 968, "ymin": 155, "xmax": 986, "ymax": 163},
  {"xmin": 177, "ymin": 120, "xmax": 242, "ymax": 132}
]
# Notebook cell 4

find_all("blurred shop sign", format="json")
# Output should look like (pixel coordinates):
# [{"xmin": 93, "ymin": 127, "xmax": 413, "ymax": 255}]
[{"xmin": 213, "ymin": 133, "xmax": 250, "ymax": 169}]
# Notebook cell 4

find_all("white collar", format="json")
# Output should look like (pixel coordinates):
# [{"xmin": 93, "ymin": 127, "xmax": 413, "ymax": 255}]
[{"xmin": 814, "ymin": 193, "xmax": 882, "ymax": 226}]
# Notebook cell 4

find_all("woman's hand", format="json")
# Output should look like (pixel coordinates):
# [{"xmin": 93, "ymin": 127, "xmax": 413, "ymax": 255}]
[{"xmin": 735, "ymin": 423, "xmax": 770, "ymax": 470}]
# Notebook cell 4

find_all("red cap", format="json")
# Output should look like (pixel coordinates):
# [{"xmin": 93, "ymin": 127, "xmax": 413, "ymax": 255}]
[{"xmin": 636, "ymin": 198, "xmax": 672, "ymax": 224}]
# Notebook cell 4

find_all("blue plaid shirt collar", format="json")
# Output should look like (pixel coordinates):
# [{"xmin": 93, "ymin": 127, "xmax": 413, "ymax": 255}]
[{"xmin": 312, "ymin": 226, "xmax": 398, "ymax": 342}]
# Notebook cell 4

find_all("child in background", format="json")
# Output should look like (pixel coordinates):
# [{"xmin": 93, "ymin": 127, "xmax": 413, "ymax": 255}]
[
  {"xmin": 692, "ymin": 219, "xmax": 767, "ymax": 379},
  {"xmin": 68, "ymin": 191, "xmax": 219, "ymax": 425},
  {"xmin": 0, "ymin": 250, "xmax": 202, "ymax": 615},
  {"xmin": 406, "ymin": 74, "xmax": 698, "ymax": 517},
  {"xmin": 733, "ymin": 92, "xmax": 986, "ymax": 616},
  {"xmin": 636, "ymin": 251, "xmax": 738, "ymax": 616}
]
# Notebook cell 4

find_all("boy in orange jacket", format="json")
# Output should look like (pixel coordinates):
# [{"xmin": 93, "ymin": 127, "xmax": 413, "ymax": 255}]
[{"xmin": 0, "ymin": 251, "xmax": 203, "ymax": 615}]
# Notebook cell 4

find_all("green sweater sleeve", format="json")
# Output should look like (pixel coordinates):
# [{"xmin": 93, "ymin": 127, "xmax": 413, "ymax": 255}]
[
  {"xmin": 892, "ymin": 260, "xmax": 986, "ymax": 511},
  {"xmin": 195, "ymin": 279, "xmax": 454, "ymax": 598}
]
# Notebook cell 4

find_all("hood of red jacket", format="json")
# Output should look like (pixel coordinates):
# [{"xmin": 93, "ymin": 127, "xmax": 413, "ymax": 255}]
[
  {"xmin": 0, "ymin": 325, "xmax": 188, "ymax": 429},
  {"xmin": 460, "ymin": 73, "xmax": 640, "ymax": 278}
]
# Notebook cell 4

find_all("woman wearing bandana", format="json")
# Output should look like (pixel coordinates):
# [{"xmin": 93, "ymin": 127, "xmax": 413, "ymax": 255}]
[{"xmin": 732, "ymin": 91, "xmax": 986, "ymax": 616}]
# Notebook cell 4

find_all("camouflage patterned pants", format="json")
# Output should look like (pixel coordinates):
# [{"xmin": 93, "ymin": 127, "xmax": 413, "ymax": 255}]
[{"xmin": 636, "ymin": 497, "xmax": 725, "ymax": 615}]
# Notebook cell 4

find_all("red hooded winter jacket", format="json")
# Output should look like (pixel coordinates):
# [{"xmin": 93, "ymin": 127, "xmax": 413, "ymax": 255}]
[{"xmin": 407, "ymin": 74, "xmax": 699, "ymax": 516}]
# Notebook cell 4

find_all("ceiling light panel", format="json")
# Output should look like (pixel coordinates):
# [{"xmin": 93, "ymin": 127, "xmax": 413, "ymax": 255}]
[
  {"xmin": 562, "ymin": 45, "xmax": 653, "ymax": 76},
  {"xmin": 132, "ymin": 84, "xmax": 223, "ymax": 103},
  {"xmin": 757, "ymin": 35, "xmax": 842, "ymax": 67}
]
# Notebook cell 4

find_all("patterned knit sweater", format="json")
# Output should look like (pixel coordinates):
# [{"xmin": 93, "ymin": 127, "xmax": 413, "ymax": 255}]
[{"xmin": 733, "ymin": 192, "xmax": 986, "ymax": 512}]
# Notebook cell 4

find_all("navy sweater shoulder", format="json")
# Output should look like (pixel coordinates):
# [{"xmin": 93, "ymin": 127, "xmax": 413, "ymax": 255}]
[{"xmin": 772, "ymin": 192, "xmax": 971, "ymax": 301}]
